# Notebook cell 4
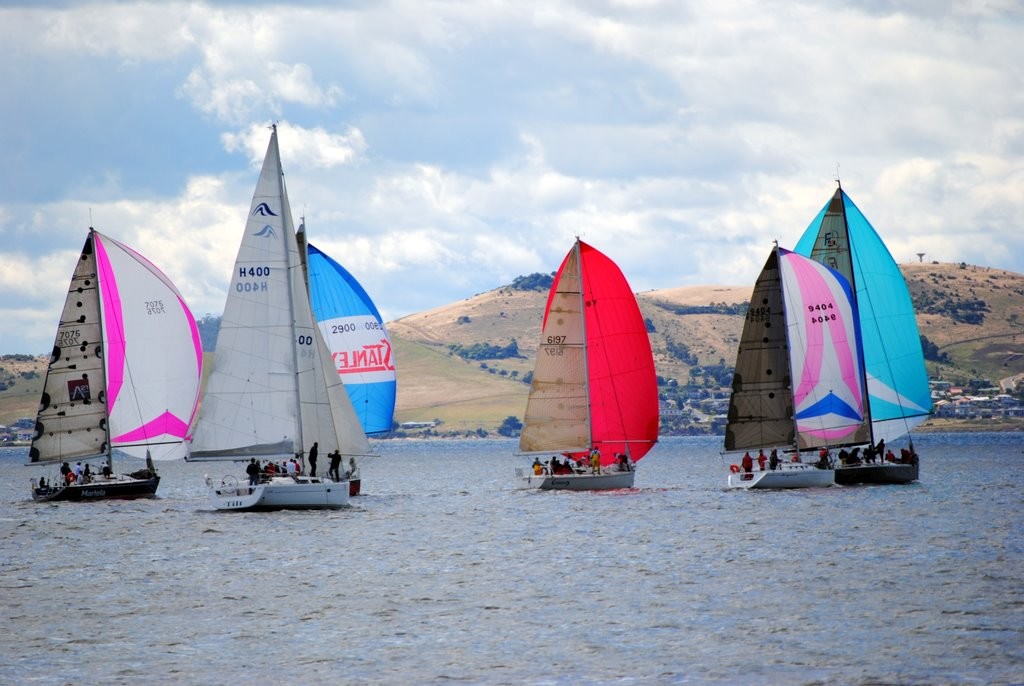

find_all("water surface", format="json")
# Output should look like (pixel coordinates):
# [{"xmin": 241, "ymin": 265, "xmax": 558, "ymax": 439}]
[{"xmin": 1, "ymin": 434, "xmax": 1021, "ymax": 684}]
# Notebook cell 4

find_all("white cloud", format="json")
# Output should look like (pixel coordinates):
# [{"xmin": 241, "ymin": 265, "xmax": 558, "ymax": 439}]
[
  {"xmin": 222, "ymin": 122, "xmax": 368, "ymax": 170},
  {"xmin": 34, "ymin": 4, "xmax": 196, "ymax": 61},
  {"xmin": 0, "ymin": 0, "xmax": 1021, "ymax": 354}
]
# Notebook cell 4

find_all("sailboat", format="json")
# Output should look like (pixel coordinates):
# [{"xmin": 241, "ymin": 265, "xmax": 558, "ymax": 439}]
[
  {"xmin": 795, "ymin": 184, "xmax": 930, "ymax": 484},
  {"xmin": 306, "ymin": 235, "xmax": 397, "ymax": 495},
  {"xmin": 515, "ymin": 238, "xmax": 658, "ymax": 490},
  {"xmin": 186, "ymin": 125, "xmax": 372, "ymax": 510},
  {"xmin": 724, "ymin": 246, "xmax": 868, "ymax": 489},
  {"xmin": 29, "ymin": 228, "xmax": 203, "ymax": 501}
]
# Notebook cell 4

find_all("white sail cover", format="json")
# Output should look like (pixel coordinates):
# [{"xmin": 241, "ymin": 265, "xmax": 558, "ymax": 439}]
[
  {"xmin": 189, "ymin": 126, "xmax": 370, "ymax": 461},
  {"xmin": 30, "ymin": 230, "xmax": 203, "ymax": 463}
]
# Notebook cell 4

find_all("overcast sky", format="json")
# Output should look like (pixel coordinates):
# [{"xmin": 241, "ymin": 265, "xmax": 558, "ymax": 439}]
[{"xmin": 1, "ymin": 1, "xmax": 1021, "ymax": 354}]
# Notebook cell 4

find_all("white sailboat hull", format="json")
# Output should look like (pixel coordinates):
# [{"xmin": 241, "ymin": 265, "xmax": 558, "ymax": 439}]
[
  {"xmin": 205, "ymin": 475, "xmax": 349, "ymax": 511},
  {"xmin": 515, "ymin": 468, "xmax": 635, "ymax": 491},
  {"xmin": 727, "ymin": 462, "xmax": 833, "ymax": 490}
]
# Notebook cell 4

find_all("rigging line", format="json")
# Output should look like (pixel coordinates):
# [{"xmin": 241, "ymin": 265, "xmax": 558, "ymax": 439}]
[
  {"xmin": 87, "ymin": 231, "xmax": 115, "ymax": 468},
  {"xmin": 573, "ymin": 240, "xmax": 597, "ymax": 449}
]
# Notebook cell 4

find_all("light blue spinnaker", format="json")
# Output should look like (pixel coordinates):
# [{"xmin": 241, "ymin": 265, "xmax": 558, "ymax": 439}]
[
  {"xmin": 306, "ymin": 240, "xmax": 397, "ymax": 435},
  {"xmin": 794, "ymin": 187, "xmax": 932, "ymax": 444}
]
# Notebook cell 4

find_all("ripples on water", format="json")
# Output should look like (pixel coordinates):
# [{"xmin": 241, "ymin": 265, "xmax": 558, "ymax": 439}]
[{"xmin": 0, "ymin": 434, "xmax": 1021, "ymax": 685}]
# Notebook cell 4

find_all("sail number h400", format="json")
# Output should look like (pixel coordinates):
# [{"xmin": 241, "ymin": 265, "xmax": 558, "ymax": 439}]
[{"xmin": 236, "ymin": 265, "xmax": 272, "ymax": 293}]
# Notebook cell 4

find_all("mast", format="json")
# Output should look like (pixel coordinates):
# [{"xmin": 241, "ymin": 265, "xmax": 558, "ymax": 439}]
[
  {"xmin": 295, "ymin": 214, "xmax": 312, "ymax": 473},
  {"xmin": 775, "ymin": 243, "xmax": 799, "ymax": 453},
  {"xmin": 274, "ymin": 125, "xmax": 306, "ymax": 458},
  {"xmin": 90, "ymin": 228, "xmax": 115, "ymax": 472},
  {"xmin": 833, "ymin": 184, "xmax": 875, "ymax": 447},
  {"xmin": 296, "ymin": 214, "xmax": 312, "ymax": 297},
  {"xmin": 575, "ymin": 238, "xmax": 594, "ymax": 451}
]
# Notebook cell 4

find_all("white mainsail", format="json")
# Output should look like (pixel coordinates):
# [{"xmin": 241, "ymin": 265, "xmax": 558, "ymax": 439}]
[{"xmin": 188, "ymin": 125, "xmax": 370, "ymax": 463}]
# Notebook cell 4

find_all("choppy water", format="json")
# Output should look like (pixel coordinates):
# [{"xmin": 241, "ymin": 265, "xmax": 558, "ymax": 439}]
[{"xmin": 1, "ymin": 434, "xmax": 1021, "ymax": 685}]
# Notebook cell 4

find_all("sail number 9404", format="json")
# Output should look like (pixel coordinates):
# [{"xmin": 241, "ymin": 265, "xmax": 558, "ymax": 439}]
[{"xmin": 807, "ymin": 302, "xmax": 837, "ymax": 324}]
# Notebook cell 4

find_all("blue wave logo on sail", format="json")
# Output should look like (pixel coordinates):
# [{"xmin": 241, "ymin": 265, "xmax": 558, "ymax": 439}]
[
  {"xmin": 252, "ymin": 203, "xmax": 278, "ymax": 217},
  {"xmin": 253, "ymin": 225, "xmax": 277, "ymax": 238}
]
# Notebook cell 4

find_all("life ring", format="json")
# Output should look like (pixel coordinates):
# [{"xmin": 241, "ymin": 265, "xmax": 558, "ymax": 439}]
[
  {"xmin": 729, "ymin": 464, "xmax": 740, "ymax": 473},
  {"xmin": 219, "ymin": 475, "xmax": 238, "ymax": 495}
]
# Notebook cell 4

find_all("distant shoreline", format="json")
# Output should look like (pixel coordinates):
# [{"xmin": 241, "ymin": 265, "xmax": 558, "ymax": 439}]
[
  {"xmin": 375, "ymin": 419, "xmax": 1023, "ymax": 440},
  {"xmin": 916, "ymin": 419, "xmax": 1024, "ymax": 433},
  {"xmin": 4, "ymin": 420, "xmax": 1020, "ymax": 450}
]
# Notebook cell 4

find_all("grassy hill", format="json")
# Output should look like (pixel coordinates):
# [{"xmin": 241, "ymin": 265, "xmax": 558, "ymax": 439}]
[
  {"xmin": 0, "ymin": 355, "xmax": 44, "ymax": 428},
  {"xmin": 3, "ymin": 262, "xmax": 1023, "ymax": 434},
  {"xmin": 903, "ymin": 262, "xmax": 1024, "ymax": 385}
]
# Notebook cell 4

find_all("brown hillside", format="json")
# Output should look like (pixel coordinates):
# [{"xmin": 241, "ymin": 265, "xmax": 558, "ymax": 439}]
[
  {"xmin": 389, "ymin": 287, "xmax": 545, "ymax": 350},
  {"xmin": 0, "ymin": 355, "xmax": 45, "ymax": 427},
  {"xmin": 903, "ymin": 262, "xmax": 1024, "ymax": 386},
  {"xmin": 639, "ymin": 286, "xmax": 749, "ymax": 382}
]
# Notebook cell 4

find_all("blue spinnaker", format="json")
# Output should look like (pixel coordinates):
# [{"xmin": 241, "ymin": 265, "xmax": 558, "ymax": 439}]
[
  {"xmin": 307, "ymin": 243, "xmax": 397, "ymax": 435},
  {"xmin": 795, "ymin": 188, "xmax": 932, "ymax": 443}
]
